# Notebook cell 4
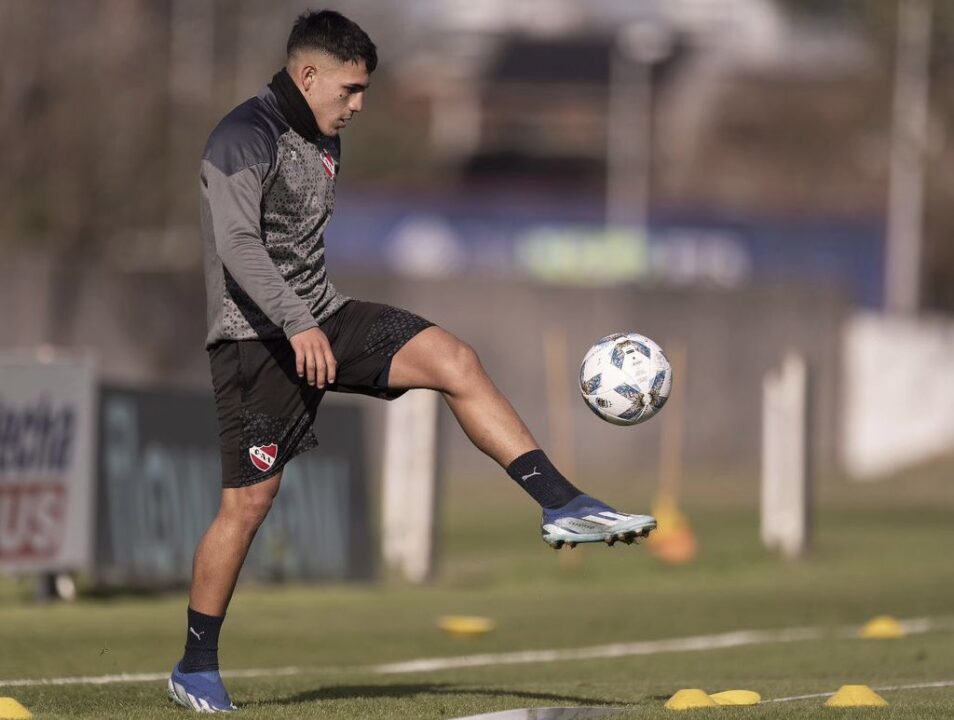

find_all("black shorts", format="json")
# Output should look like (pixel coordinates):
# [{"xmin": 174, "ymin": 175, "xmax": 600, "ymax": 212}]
[{"xmin": 209, "ymin": 300, "xmax": 434, "ymax": 488}]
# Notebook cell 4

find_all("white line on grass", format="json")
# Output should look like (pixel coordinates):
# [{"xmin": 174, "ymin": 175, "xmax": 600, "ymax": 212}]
[
  {"xmin": 1, "ymin": 616, "xmax": 951, "ymax": 688},
  {"xmin": 0, "ymin": 666, "xmax": 310, "ymax": 688},
  {"xmin": 768, "ymin": 680, "xmax": 954, "ymax": 703},
  {"xmin": 369, "ymin": 616, "xmax": 951, "ymax": 675},
  {"xmin": 372, "ymin": 627, "xmax": 826, "ymax": 674}
]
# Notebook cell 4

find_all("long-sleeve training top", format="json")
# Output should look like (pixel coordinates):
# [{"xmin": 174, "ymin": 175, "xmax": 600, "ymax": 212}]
[{"xmin": 199, "ymin": 73, "xmax": 348, "ymax": 349}]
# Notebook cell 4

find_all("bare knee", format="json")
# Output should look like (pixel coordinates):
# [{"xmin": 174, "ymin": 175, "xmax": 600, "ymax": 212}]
[
  {"xmin": 442, "ymin": 339, "xmax": 485, "ymax": 393},
  {"xmin": 221, "ymin": 480, "xmax": 279, "ymax": 533}
]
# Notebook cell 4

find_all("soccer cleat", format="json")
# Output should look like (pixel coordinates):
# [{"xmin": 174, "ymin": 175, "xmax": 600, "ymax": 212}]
[
  {"xmin": 541, "ymin": 494, "xmax": 656, "ymax": 548},
  {"xmin": 168, "ymin": 663, "xmax": 236, "ymax": 713}
]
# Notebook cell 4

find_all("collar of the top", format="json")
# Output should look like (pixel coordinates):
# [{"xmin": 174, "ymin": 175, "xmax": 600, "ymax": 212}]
[{"xmin": 267, "ymin": 68, "xmax": 325, "ymax": 145}]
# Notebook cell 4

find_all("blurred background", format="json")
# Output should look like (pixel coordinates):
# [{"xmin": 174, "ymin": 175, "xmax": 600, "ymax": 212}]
[
  {"xmin": 0, "ymin": 0, "xmax": 953, "ymax": 591},
  {"xmin": 2, "ymin": 3, "xmax": 954, "ymax": 718}
]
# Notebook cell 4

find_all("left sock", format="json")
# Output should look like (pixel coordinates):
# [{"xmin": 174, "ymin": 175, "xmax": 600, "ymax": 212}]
[{"xmin": 507, "ymin": 449, "xmax": 582, "ymax": 509}]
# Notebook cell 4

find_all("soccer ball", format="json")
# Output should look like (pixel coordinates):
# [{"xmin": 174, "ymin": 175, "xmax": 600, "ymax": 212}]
[{"xmin": 579, "ymin": 333, "xmax": 672, "ymax": 426}]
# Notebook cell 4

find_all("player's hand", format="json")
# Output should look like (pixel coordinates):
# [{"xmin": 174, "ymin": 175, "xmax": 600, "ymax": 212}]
[{"xmin": 290, "ymin": 327, "xmax": 336, "ymax": 388}]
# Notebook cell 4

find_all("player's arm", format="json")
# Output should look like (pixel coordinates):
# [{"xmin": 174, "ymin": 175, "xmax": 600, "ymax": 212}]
[{"xmin": 202, "ymin": 160, "xmax": 336, "ymax": 387}]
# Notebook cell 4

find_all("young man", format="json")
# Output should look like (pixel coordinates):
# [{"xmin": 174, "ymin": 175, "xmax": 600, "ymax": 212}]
[{"xmin": 168, "ymin": 10, "xmax": 656, "ymax": 713}]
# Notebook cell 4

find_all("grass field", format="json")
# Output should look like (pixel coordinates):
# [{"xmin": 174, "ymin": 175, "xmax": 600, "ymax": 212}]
[{"xmin": 1, "ymin": 460, "xmax": 953, "ymax": 719}]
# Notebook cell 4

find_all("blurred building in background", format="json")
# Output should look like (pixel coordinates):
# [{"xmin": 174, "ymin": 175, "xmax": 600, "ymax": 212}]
[{"xmin": 1, "ymin": 0, "xmax": 952, "ymax": 482}]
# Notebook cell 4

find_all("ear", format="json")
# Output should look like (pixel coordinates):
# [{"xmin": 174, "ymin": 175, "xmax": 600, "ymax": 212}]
[
  {"xmin": 289, "ymin": 59, "xmax": 318, "ymax": 92},
  {"xmin": 300, "ymin": 63, "xmax": 318, "ymax": 92}
]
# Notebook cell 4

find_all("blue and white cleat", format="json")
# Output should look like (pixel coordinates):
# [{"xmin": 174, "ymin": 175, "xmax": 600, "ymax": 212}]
[
  {"xmin": 168, "ymin": 663, "xmax": 237, "ymax": 713},
  {"xmin": 542, "ymin": 494, "xmax": 656, "ymax": 549}
]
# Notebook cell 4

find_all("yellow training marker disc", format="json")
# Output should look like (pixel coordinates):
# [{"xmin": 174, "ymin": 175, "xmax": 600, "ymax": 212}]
[
  {"xmin": 825, "ymin": 685, "xmax": 888, "ymax": 707},
  {"xmin": 0, "ymin": 698, "xmax": 32, "ymax": 719},
  {"xmin": 437, "ymin": 615, "xmax": 496, "ymax": 637},
  {"xmin": 860, "ymin": 615, "xmax": 905, "ymax": 639},
  {"xmin": 664, "ymin": 689, "xmax": 717, "ymax": 710},
  {"xmin": 709, "ymin": 690, "xmax": 761, "ymax": 706}
]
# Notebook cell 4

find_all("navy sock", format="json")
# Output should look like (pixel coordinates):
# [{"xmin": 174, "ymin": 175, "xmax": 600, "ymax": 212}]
[
  {"xmin": 507, "ymin": 449, "xmax": 582, "ymax": 509},
  {"xmin": 179, "ymin": 607, "xmax": 224, "ymax": 673}
]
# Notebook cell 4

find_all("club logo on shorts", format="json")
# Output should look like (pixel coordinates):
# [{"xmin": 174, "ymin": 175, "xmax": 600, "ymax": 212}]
[
  {"xmin": 320, "ymin": 150, "xmax": 336, "ymax": 178},
  {"xmin": 249, "ymin": 443, "xmax": 278, "ymax": 472}
]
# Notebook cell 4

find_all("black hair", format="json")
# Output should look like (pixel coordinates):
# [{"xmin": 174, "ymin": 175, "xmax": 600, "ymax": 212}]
[{"xmin": 286, "ymin": 9, "xmax": 377, "ymax": 72}]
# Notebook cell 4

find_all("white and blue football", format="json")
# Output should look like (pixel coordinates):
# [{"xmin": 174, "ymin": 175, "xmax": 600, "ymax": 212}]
[{"xmin": 579, "ymin": 333, "xmax": 672, "ymax": 426}]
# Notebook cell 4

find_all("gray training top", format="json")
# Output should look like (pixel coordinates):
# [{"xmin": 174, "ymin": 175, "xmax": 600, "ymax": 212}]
[{"xmin": 200, "ymin": 81, "xmax": 348, "ymax": 348}]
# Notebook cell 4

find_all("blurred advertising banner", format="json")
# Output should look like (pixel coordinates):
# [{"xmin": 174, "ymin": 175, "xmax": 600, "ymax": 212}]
[
  {"xmin": 329, "ymin": 194, "xmax": 884, "ymax": 307},
  {"xmin": 95, "ymin": 386, "xmax": 372, "ymax": 588},
  {"xmin": 0, "ymin": 354, "xmax": 96, "ymax": 574}
]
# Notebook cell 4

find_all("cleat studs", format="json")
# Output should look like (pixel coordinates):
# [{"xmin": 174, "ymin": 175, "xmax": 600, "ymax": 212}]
[
  {"xmin": 553, "ymin": 540, "xmax": 565, "ymax": 549},
  {"xmin": 568, "ymin": 542, "xmax": 577, "ymax": 549}
]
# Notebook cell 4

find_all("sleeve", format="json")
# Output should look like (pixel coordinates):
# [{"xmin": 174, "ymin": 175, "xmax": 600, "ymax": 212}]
[{"xmin": 202, "ymin": 159, "xmax": 318, "ymax": 339}]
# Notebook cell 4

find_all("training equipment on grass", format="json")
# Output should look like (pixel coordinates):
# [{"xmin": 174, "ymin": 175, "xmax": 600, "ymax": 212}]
[
  {"xmin": 579, "ymin": 333, "xmax": 671, "ymax": 426},
  {"xmin": 0, "ymin": 698, "xmax": 32, "ymax": 719},
  {"xmin": 824, "ymin": 685, "xmax": 888, "ymax": 707},
  {"xmin": 709, "ymin": 690, "xmax": 761, "ymax": 705},
  {"xmin": 647, "ymin": 496, "xmax": 697, "ymax": 564},
  {"xmin": 860, "ymin": 615, "xmax": 905, "ymax": 639},
  {"xmin": 664, "ymin": 689, "xmax": 717, "ymax": 710},
  {"xmin": 437, "ymin": 615, "xmax": 496, "ymax": 637}
]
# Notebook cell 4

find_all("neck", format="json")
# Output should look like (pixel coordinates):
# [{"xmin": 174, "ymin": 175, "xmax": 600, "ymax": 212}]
[{"xmin": 268, "ymin": 68, "xmax": 322, "ymax": 143}]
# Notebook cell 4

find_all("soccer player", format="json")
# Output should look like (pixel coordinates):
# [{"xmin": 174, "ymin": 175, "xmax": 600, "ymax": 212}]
[{"xmin": 168, "ymin": 10, "xmax": 656, "ymax": 712}]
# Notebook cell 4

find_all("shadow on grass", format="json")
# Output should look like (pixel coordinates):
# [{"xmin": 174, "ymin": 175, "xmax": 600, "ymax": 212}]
[{"xmin": 247, "ymin": 682, "xmax": 624, "ymax": 707}]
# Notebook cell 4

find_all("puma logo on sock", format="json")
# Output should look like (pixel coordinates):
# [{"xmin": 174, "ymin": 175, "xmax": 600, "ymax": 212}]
[
  {"xmin": 521, "ymin": 467, "xmax": 542, "ymax": 482},
  {"xmin": 189, "ymin": 627, "xmax": 206, "ymax": 641}
]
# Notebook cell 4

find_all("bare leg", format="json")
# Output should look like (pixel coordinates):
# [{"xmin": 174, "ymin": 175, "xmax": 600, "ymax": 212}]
[
  {"xmin": 189, "ymin": 473, "xmax": 282, "ymax": 616},
  {"xmin": 388, "ymin": 328, "xmax": 657, "ymax": 548},
  {"xmin": 388, "ymin": 326, "xmax": 538, "ymax": 468}
]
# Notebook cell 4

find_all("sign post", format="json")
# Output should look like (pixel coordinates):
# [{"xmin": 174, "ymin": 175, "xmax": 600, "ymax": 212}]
[
  {"xmin": 761, "ymin": 353, "xmax": 812, "ymax": 559},
  {"xmin": 381, "ymin": 390, "xmax": 441, "ymax": 583}
]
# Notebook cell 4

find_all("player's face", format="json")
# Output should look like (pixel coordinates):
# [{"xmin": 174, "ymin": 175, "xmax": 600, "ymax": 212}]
[{"xmin": 297, "ymin": 53, "xmax": 370, "ymax": 137}]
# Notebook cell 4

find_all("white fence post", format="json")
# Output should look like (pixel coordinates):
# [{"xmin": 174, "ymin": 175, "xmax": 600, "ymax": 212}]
[
  {"xmin": 381, "ymin": 390, "xmax": 441, "ymax": 583},
  {"xmin": 761, "ymin": 353, "xmax": 812, "ymax": 559}
]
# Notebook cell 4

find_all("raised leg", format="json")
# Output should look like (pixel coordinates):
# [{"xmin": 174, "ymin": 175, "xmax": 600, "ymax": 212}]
[
  {"xmin": 387, "ymin": 325, "xmax": 657, "ymax": 548},
  {"xmin": 388, "ymin": 326, "xmax": 538, "ymax": 468}
]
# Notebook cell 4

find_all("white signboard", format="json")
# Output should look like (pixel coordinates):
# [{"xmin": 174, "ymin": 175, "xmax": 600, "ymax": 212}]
[
  {"xmin": 842, "ymin": 313, "xmax": 954, "ymax": 479},
  {"xmin": 0, "ymin": 354, "xmax": 96, "ymax": 573}
]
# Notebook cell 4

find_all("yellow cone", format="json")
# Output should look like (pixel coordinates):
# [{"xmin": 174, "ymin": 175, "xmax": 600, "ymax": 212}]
[
  {"xmin": 0, "ymin": 698, "xmax": 32, "ymax": 719},
  {"xmin": 825, "ymin": 685, "xmax": 888, "ymax": 707},
  {"xmin": 437, "ymin": 615, "xmax": 495, "ymax": 637},
  {"xmin": 860, "ymin": 615, "xmax": 905, "ymax": 639},
  {"xmin": 664, "ymin": 689, "xmax": 718, "ymax": 710},
  {"xmin": 648, "ymin": 496, "xmax": 698, "ymax": 565},
  {"xmin": 709, "ymin": 690, "xmax": 761, "ymax": 706}
]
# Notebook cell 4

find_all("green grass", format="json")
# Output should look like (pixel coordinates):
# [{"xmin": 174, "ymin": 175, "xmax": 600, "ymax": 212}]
[{"xmin": 1, "ymin": 462, "xmax": 953, "ymax": 718}]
